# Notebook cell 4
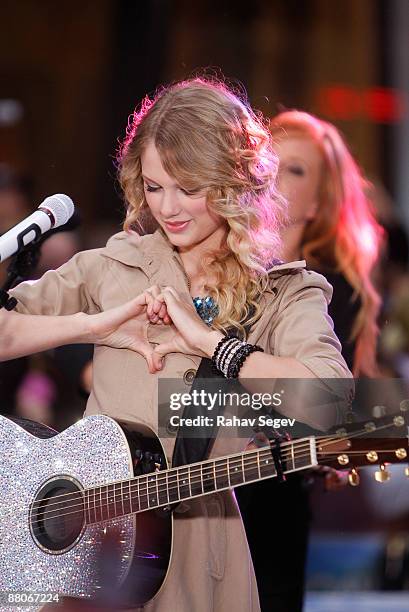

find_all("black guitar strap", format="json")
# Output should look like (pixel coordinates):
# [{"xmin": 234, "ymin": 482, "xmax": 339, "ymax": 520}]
[
  {"xmin": 172, "ymin": 309, "xmax": 255, "ymax": 468},
  {"xmin": 171, "ymin": 356, "xmax": 222, "ymax": 467},
  {"xmin": 171, "ymin": 260, "xmax": 286, "ymax": 468}
]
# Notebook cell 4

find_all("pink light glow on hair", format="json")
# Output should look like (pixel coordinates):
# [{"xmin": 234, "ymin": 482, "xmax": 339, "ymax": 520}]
[{"xmin": 271, "ymin": 110, "xmax": 384, "ymax": 376}]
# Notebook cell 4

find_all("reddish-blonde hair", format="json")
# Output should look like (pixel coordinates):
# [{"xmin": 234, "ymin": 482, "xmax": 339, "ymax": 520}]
[{"xmin": 271, "ymin": 110, "xmax": 384, "ymax": 376}]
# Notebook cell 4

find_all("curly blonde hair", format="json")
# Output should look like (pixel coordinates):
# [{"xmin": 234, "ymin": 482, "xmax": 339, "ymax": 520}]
[
  {"xmin": 270, "ymin": 110, "xmax": 384, "ymax": 376},
  {"xmin": 117, "ymin": 77, "xmax": 286, "ymax": 338}
]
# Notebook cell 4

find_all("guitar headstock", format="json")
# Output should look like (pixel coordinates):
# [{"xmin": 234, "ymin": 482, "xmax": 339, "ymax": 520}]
[{"xmin": 316, "ymin": 403, "xmax": 409, "ymax": 486}]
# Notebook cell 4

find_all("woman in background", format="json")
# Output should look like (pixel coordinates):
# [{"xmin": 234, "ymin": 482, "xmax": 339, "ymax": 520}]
[
  {"xmin": 236, "ymin": 110, "xmax": 384, "ymax": 611},
  {"xmin": 272, "ymin": 110, "xmax": 383, "ymax": 376}
]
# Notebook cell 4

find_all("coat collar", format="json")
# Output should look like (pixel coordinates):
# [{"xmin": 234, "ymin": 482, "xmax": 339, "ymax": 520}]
[
  {"xmin": 267, "ymin": 259, "xmax": 306, "ymax": 274},
  {"xmin": 101, "ymin": 229, "xmax": 306, "ymax": 278}
]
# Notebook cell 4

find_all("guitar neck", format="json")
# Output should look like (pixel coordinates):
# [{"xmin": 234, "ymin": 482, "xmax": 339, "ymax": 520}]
[{"xmin": 84, "ymin": 437, "xmax": 318, "ymax": 525}]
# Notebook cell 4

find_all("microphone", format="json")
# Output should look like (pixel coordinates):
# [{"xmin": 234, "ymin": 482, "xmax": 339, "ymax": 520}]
[
  {"xmin": 0, "ymin": 194, "xmax": 74, "ymax": 262},
  {"xmin": 39, "ymin": 208, "xmax": 81, "ymax": 241}
]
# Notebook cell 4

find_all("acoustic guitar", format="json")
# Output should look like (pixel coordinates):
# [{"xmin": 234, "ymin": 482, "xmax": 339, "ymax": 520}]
[{"xmin": 0, "ymin": 409, "xmax": 407, "ymax": 609}]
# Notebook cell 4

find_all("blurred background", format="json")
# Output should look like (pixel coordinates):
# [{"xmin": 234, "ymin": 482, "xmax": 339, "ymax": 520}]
[
  {"xmin": 1, "ymin": 1, "xmax": 409, "ymax": 610},
  {"xmin": 1, "ymin": 0, "xmax": 408, "ymax": 228}
]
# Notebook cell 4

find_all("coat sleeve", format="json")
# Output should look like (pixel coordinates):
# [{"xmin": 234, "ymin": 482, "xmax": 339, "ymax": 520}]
[
  {"xmin": 270, "ymin": 269, "xmax": 353, "ymax": 380},
  {"xmin": 267, "ymin": 270, "xmax": 354, "ymax": 430},
  {"xmin": 9, "ymin": 249, "xmax": 103, "ymax": 316}
]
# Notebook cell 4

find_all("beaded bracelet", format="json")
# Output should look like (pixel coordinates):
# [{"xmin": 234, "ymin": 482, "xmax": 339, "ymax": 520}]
[
  {"xmin": 211, "ymin": 334, "xmax": 264, "ymax": 379},
  {"xmin": 216, "ymin": 338, "xmax": 238, "ymax": 369},
  {"xmin": 211, "ymin": 334, "xmax": 237, "ymax": 373},
  {"xmin": 220, "ymin": 341, "xmax": 245, "ymax": 376},
  {"xmin": 227, "ymin": 343, "xmax": 264, "ymax": 378},
  {"xmin": 211, "ymin": 334, "xmax": 232, "ymax": 361},
  {"xmin": 219, "ymin": 339, "xmax": 243, "ymax": 374}
]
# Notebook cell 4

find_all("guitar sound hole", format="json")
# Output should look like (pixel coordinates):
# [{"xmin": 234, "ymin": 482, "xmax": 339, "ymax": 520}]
[{"xmin": 30, "ymin": 477, "xmax": 85, "ymax": 553}]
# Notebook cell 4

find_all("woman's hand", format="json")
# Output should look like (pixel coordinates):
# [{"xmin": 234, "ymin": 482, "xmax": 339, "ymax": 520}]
[
  {"xmin": 147, "ymin": 286, "xmax": 224, "ymax": 367},
  {"xmin": 0, "ymin": 287, "xmax": 171, "ymax": 365},
  {"xmin": 86, "ymin": 291, "xmax": 168, "ymax": 373},
  {"xmin": 145, "ymin": 285, "xmax": 172, "ymax": 325},
  {"xmin": 86, "ymin": 284, "xmax": 223, "ymax": 373}
]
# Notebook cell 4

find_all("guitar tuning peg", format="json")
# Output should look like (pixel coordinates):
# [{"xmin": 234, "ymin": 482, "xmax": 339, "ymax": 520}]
[
  {"xmin": 375, "ymin": 463, "xmax": 391, "ymax": 483},
  {"xmin": 337, "ymin": 454, "xmax": 349, "ymax": 466},
  {"xmin": 348, "ymin": 468, "xmax": 360, "ymax": 487},
  {"xmin": 395, "ymin": 448, "xmax": 407, "ymax": 460},
  {"xmin": 366, "ymin": 451, "xmax": 378, "ymax": 463}
]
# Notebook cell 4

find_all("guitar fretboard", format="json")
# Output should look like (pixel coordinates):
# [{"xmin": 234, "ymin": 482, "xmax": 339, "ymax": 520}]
[{"xmin": 84, "ymin": 437, "xmax": 317, "ymax": 525}]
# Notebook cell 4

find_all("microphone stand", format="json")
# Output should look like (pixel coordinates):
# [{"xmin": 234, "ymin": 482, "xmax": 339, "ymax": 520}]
[
  {"xmin": 0, "ymin": 210, "xmax": 80, "ymax": 310},
  {"xmin": 0, "ymin": 239, "xmax": 42, "ymax": 310}
]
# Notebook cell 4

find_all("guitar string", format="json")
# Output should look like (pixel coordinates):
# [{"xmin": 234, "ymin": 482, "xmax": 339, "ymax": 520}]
[
  {"xmin": 7, "ymin": 440, "xmax": 313, "ymax": 526},
  {"xmin": 28, "ymin": 436, "xmax": 320, "ymax": 512},
  {"xmin": 28, "ymin": 434, "xmax": 338, "ymax": 517},
  {"xmin": 29, "ymin": 446, "xmax": 394, "ymax": 537},
  {"xmin": 27, "ymin": 419, "xmax": 398, "ymax": 516},
  {"xmin": 29, "ymin": 442, "xmax": 315, "ymax": 532},
  {"xmin": 27, "ymin": 422, "xmax": 402, "ymax": 528},
  {"xmin": 27, "ymin": 423, "xmax": 401, "ymax": 531}
]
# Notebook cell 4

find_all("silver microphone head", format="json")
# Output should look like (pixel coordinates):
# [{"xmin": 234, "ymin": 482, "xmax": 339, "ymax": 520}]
[{"xmin": 40, "ymin": 194, "xmax": 75, "ymax": 228}]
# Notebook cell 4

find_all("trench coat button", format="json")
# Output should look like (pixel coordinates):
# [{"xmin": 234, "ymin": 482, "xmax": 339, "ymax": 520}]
[
  {"xmin": 166, "ymin": 420, "xmax": 178, "ymax": 435},
  {"xmin": 183, "ymin": 368, "xmax": 197, "ymax": 385}
]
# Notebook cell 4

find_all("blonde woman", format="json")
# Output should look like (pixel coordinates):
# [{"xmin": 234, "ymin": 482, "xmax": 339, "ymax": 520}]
[{"xmin": 4, "ymin": 80, "xmax": 350, "ymax": 611}]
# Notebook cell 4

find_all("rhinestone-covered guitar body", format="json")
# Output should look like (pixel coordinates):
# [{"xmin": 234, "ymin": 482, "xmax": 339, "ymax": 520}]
[{"xmin": 0, "ymin": 414, "xmax": 172, "ymax": 611}]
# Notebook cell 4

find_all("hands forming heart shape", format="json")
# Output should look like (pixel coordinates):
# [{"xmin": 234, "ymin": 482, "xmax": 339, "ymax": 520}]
[{"xmin": 88, "ymin": 285, "xmax": 222, "ymax": 374}]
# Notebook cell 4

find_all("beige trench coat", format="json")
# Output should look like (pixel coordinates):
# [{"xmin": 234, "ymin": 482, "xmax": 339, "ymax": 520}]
[{"xmin": 11, "ymin": 229, "xmax": 351, "ymax": 612}]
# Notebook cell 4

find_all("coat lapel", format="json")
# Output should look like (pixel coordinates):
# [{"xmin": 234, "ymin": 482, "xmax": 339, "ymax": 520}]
[{"xmin": 101, "ymin": 229, "xmax": 191, "ymax": 294}]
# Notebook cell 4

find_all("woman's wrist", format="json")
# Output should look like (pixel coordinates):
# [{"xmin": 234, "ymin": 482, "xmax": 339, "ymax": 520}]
[
  {"xmin": 0, "ymin": 311, "xmax": 92, "ymax": 361},
  {"xmin": 73, "ymin": 312, "xmax": 95, "ymax": 344},
  {"xmin": 198, "ymin": 330, "xmax": 225, "ymax": 358},
  {"xmin": 209, "ymin": 334, "xmax": 265, "ymax": 378}
]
